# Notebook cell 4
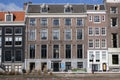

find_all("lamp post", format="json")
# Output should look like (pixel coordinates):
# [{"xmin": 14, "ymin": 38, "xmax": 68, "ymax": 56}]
[{"xmin": 91, "ymin": 54, "xmax": 94, "ymax": 74}]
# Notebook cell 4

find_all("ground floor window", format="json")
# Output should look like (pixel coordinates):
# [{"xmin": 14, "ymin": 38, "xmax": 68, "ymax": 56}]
[
  {"xmin": 15, "ymin": 65, "xmax": 22, "ymax": 72},
  {"xmin": 5, "ymin": 65, "xmax": 11, "ymax": 72},
  {"xmin": 65, "ymin": 62, "xmax": 71, "ymax": 71},
  {"xmin": 112, "ymin": 55, "xmax": 119, "ymax": 64},
  {"xmin": 77, "ymin": 62, "xmax": 83, "ymax": 68}
]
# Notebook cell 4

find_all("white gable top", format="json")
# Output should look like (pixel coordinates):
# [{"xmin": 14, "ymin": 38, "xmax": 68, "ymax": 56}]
[{"xmin": 106, "ymin": 0, "xmax": 120, "ymax": 3}]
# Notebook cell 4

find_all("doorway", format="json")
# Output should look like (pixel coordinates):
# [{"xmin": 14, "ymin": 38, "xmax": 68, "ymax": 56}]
[
  {"xmin": 53, "ymin": 62, "xmax": 59, "ymax": 72},
  {"xmin": 30, "ymin": 62, "xmax": 35, "ymax": 72},
  {"xmin": 41, "ymin": 62, "xmax": 47, "ymax": 71}
]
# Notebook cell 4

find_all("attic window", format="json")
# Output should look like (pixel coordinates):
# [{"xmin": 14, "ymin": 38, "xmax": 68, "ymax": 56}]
[
  {"xmin": 64, "ymin": 4, "xmax": 72, "ymax": 13},
  {"xmin": 41, "ymin": 4, "xmax": 48, "ymax": 13},
  {"xmin": 5, "ymin": 13, "xmax": 13, "ymax": 21},
  {"xmin": 94, "ymin": 5, "xmax": 100, "ymax": 10}
]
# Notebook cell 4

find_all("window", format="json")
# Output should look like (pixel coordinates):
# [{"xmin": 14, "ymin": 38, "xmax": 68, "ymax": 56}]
[
  {"xmin": 64, "ymin": 5, "xmax": 72, "ymax": 13},
  {"xmin": 65, "ymin": 29, "xmax": 71, "ymax": 40},
  {"xmin": 102, "ymin": 16, "xmax": 105, "ymax": 22},
  {"xmin": 110, "ymin": 7, "xmax": 117, "ymax": 13},
  {"xmin": 5, "ymin": 65, "xmax": 11, "ymax": 72},
  {"xmin": 77, "ymin": 62, "xmax": 83, "ymax": 68},
  {"xmin": 41, "ymin": 45, "xmax": 47, "ymax": 58},
  {"xmin": 15, "ymin": 50, "xmax": 22, "ymax": 61},
  {"xmin": 53, "ymin": 45, "xmax": 59, "ymax": 58},
  {"xmin": 65, "ymin": 44, "xmax": 71, "ymax": 58},
  {"xmin": 101, "ymin": 28, "xmax": 106, "ymax": 35},
  {"xmin": 95, "ymin": 39, "xmax": 100, "ymax": 48},
  {"xmin": 89, "ymin": 51, "xmax": 93, "ymax": 62},
  {"xmin": 89, "ymin": 39, "xmax": 94, "ymax": 48},
  {"xmin": 65, "ymin": 62, "xmax": 71, "ymax": 71},
  {"xmin": 41, "ymin": 18, "xmax": 47, "ymax": 26},
  {"xmin": 94, "ymin": 16, "xmax": 100, "ymax": 23},
  {"xmin": 15, "ymin": 65, "xmax": 22, "ymax": 72},
  {"xmin": 95, "ymin": 51, "xmax": 100, "ymax": 62},
  {"xmin": 53, "ymin": 19, "xmax": 59, "ymax": 26},
  {"xmin": 0, "ymin": 37, "xmax": 2, "ymax": 47},
  {"xmin": 28, "ymin": 29, "xmax": 36, "ymax": 41},
  {"xmin": 65, "ymin": 18, "xmax": 71, "ymax": 26},
  {"xmin": 102, "ymin": 51, "xmax": 106, "ymax": 61},
  {"xmin": 88, "ymin": 28, "xmax": 93, "ymax": 36},
  {"xmin": 102, "ymin": 39, "xmax": 106, "ymax": 48},
  {"xmin": 15, "ymin": 27, "xmax": 22, "ymax": 35},
  {"xmin": 77, "ymin": 29, "xmax": 82, "ymax": 40},
  {"xmin": 4, "ymin": 50, "xmax": 12, "ymax": 61},
  {"xmin": 29, "ymin": 44, "xmax": 35, "ymax": 59},
  {"xmin": 95, "ymin": 28, "xmax": 100, "ymax": 35},
  {"xmin": 77, "ymin": 45, "xmax": 83, "ymax": 58},
  {"xmin": 112, "ymin": 33, "xmax": 118, "ymax": 48},
  {"xmin": 111, "ymin": 18, "xmax": 117, "ymax": 27},
  {"xmin": 112, "ymin": 55, "xmax": 118, "ymax": 64},
  {"xmin": 41, "ymin": 7, "xmax": 48, "ymax": 13},
  {"xmin": 89, "ymin": 16, "xmax": 92, "ymax": 22},
  {"xmin": 29, "ymin": 18, "xmax": 36, "ymax": 26},
  {"xmin": 5, "ymin": 14, "xmax": 13, "ymax": 21},
  {"xmin": 5, "ymin": 28, "xmax": 12, "ymax": 35},
  {"xmin": 52, "ymin": 29, "xmax": 60, "ymax": 40},
  {"xmin": 0, "ymin": 28, "xmax": 2, "ymax": 35},
  {"xmin": 5, "ymin": 37, "xmax": 12, "ymax": 46},
  {"xmin": 15, "ymin": 37, "xmax": 22, "ymax": 46},
  {"xmin": 76, "ymin": 18, "xmax": 83, "ymax": 26},
  {"xmin": 41, "ymin": 29, "xmax": 48, "ymax": 40}
]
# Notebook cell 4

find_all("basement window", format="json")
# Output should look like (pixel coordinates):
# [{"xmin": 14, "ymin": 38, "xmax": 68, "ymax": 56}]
[{"xmin": 112, "ymin": 55, "xmax": 118, "ymax": 64}]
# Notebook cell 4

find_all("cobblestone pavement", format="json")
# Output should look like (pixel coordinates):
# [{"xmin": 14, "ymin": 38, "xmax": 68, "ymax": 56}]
[{"xmin": 0, "ymin": 73, "xmax": 120, "ymax": 80}]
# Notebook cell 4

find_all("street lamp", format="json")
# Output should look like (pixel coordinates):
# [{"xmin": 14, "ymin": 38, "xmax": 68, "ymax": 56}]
[{"xmin": 91, "ymin": 54, "xmax": 94, "ymax": 74}]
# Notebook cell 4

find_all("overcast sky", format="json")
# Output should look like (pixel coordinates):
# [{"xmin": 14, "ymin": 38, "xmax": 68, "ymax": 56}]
[{"xmin": 0, "ymin": 0, "xmax": 103, "ymax": 11}]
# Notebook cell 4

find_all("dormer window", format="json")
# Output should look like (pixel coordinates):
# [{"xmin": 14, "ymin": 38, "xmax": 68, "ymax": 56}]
[
  {"xmin": 5, "ymin": 13, "xmax": 13, "ymax": 21},
  {"xmin": 64, "ymin": 4, "xmax": 72, "ymax": 13},
  {"xmin": 41, "ymin": 4, "xmax": 48, "ymax": 13},
  {"xmin": 94, "ymin": 5, "xmax": 100, "ymax": 10}
]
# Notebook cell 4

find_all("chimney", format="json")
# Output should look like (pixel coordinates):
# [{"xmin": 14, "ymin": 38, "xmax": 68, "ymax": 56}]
[{"xmin": 23, "ymin": 2, "xmax": 32, "ymax": 11}]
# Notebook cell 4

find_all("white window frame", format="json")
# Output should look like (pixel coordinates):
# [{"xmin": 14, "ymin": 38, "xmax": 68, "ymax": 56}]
[
  {"xmin": 64, "ymin": 44, "xmax": 72, "ymax": 59},
  {"xmin": 76, "ymin": 29, "xmax": 83, "ymax": 40},
  {"xmin": 15, "ymin": 37, "xmax": 22, "ymax": 46},
  {"xmin": 95, "ymin": 28, "xmax": 100, "ymax": 36},
  {"xmin": 29, "ymin": 18, "xmax": 36, "ymax": 26},
  {"xmin": 88, "ymin": 39, "xmax": 94, "ymax": 48},
  {"xmin": 95, "ymin": 39, "xmax": 100, "ymax": 48},
  {"xmin": 40, "ymin": 18, "xmax": 48, "ymax": 26},
  {"xmin": 52, "ymin": 18, "xmax": 60, "ymax": 27},
  {"xmin": 40, "ymin": 29, "xmax": 48, "ymax": 41},
  {"xmin": 101, "ymin": 27, "xmax": 106, "ymax": 36},
  {"xmin": 64, "ymin": 29, "xmax": 72, "ymax": 40},
  {"xmin": 52, "ymin": 29, "xmax": 60, "ymax": 40},
  {"xmin": 52, "ymin": 44, "xmax": 60, "ymax": 59},
  {"xmin": 28, "ymin": 29, "xmax": 36, "ymax": 41},
  {"xmin": 5, "ymin": 13, "xmax": 13, "ymax": 22},
  {"xmin": 101, "ymin": 39, "xmax": 107, "ymax": 48},
  {"xmin": 94, "ymin": 16, "xmax": 101, "ymax": 23},
  {"xmin": 64, "ymin": 18, "xmax": 72, "ymax": 26},
  {"xmin": 111, "ymin": 17, "xmax": 118, "ymax": 27},
  {"xmin": 76, "ymin": 18, "xmax": 84, "ymax": 26},
  {"xmin": 89, "ymin": 16, "xmax": 92, "ymax": 22},
  {"xmin": 88, "ymin": 27, "xmax": 94, "ymax": 36}
]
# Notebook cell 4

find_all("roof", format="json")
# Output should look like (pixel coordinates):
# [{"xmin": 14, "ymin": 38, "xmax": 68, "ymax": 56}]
[
  {"xmin": 27, "ymin": 4, "xmax": 86, "ymax": 13},
  {"xmin": 27, "ymin": 4, "xmax": 105, "ymax": 13},
  {"xmin": 0, "ymin": 11, "xmax": 25, "ymax": 21}
]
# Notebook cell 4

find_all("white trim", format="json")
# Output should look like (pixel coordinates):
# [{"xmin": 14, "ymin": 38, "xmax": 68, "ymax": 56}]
[
  {"xmin": 26, "ymin": 14, "xmax": 87, "ymax": 18},
  {"xmin": 52, "ymin": 18, "xmax": 60, "ymax": 27},
  {"xmin": 5, "ymin": 13, "xmax": 13, "ymax": 22},
  {"xmin": 0, "ymin": 22, "xmax": 25, "ymax": 26},
  {"xmin": 52, "ymin": 29, "xmax": 60, "ymax": 40},
  {"xmin": 40, "ymin": 29, "xmax": 48, "ymax": 41},
  {"xmin": 87, "ymin": 11, "xmax": 106, "ymax": 14},
  {"xmin": 106, "ymin": 0, "xmax": 120, "ymax": 3},
  {"xmin": 64, "ymin": 29, "xmax": 72, "ymax": 40}
]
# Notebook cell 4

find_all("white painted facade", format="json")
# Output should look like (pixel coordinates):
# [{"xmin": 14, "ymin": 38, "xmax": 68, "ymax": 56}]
[{"xmin": 87, "ymin": 50, "xmax": 108, "ymax": 72}]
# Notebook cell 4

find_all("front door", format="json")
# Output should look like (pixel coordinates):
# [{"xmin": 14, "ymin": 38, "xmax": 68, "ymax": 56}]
[{"xmin": 53, "ymin": 62, "xmax": 59, "ymax": 72}]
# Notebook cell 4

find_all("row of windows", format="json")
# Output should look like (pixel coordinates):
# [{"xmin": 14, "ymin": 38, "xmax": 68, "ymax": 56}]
[
  {"xmin": 89, "ymin": 39, "xmax": 107, "ymax": 48},
  {"xmin": 29, "ymin": 18, "xmax": 84, "ymax": 27},
  {"xmin": 0, "ymin": 36, "xmax": 22, "ymax": 47},
  {"xmin": 0, "ymin": 27, "xmax": 22, "ymax": 35},
  {"xmin": 4, "ymin": 49, "xmax": 23, "ymax": 62},
  {"xmin": 89, "ymin": 15, "xmax": 105, "ymax": 23},
  {"xmin": 28, "ymin": 29, "xmax": 83, "ymax": 41},
  {"xmin": 29, "ymin": 44, "xmax": 83, "ymax": 59},
  {"xmin": 88, "ymin": 27, "xmax": 106, "ymax": 36},
  {"xmin": 88, "ymin": 51, "xmax": 107, "ymax": 62}
]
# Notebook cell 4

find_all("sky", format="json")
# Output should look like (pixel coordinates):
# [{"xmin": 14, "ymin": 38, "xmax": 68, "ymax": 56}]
[{"xmin": 0, "ymin": 0, "xmax": 103, "ymax": 11}]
